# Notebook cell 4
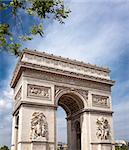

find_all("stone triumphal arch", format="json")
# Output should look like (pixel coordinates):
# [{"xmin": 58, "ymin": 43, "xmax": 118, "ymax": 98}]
[{"xmin": 11, "ymin": 49, "xmax": 115, "ymax": 150}]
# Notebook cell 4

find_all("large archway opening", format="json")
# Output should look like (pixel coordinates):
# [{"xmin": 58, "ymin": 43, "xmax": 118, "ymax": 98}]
[
  {"xmin": 56, "ymin": 92, "xmax": 84, "ymax": 150},
  {"xmin": 57, "ymin": 106, "xmax": 67, "ymax": 148}
]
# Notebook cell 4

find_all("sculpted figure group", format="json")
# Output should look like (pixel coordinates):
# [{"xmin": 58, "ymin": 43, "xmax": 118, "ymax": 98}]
[
  {"xmin": 96, "ymin": 117, "xmax": 110, "ymax": 140},
  {"xmin": 30, "ymin": 112, "xmax": 48, "ymax": 140}
]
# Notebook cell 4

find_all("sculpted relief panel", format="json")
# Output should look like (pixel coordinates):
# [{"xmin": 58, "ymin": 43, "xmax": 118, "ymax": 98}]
[
  {"xmin": 92, "ymin": 94, "xmax": 110, "ymax": 108},
  {"xmin": 30, "ymin": 112, "xmax": 49, "ymax": 141},
  {"xmin": 96, "ymin": 117, "xmax": 110, "ymax": 140},
  {"xmin": 27, "ymin": 84, "xmax": 51, "ymax": 100}
]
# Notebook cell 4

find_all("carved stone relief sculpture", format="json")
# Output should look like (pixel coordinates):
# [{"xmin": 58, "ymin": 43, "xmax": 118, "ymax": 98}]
[
  {"xmin": 76, "ymin": 89, "xmax": 88, "ymax": 101},
  {"xmin": 30, "ymin": 112, "xmax": 48, "ymax": 141},
  {"xmin": 96, "ymin": 117, "xmax": 110, "ymax": 140},
  {"xmin": 55, "ymin": 86, "xmax": 88, "ymax": 101},
  {"xmin": 23, "ymin": 53, "xmax": 109, "ymax": 79},
  {"xmin": 92, "ymin": 94, "xmax": 110, "ymax": 108},
  {"xmin": 27, "ymin": 84, "xmax": 51, "ymax": 99},
  {"xmin": 25, "ymin": 70, "xmax": 111, "ymax": 92}
]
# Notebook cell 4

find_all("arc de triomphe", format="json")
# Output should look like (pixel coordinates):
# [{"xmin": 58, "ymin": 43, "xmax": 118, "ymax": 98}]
[{"xmin": 10, "ymin": 49, "xmax": 115, "ymax": 150}]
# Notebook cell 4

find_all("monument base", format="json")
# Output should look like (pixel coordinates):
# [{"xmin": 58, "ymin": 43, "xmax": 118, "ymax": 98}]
[
  {"xmin": 91, "ymin": 143, "xmax": 115, "ymax": 150},
  {"xmin": 31, "ymin": 141, "xmax": 55, "ymax": 150}
]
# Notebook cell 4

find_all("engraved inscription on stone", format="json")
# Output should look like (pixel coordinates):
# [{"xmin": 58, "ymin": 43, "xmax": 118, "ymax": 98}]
[
  {"xmin": 30, "ymin": 112, "xmax": 48, "ymax": 140},
  {"xmin": 96, "ymin": 117, "xmax": 110, "ymax": 140},
  {"xmin": 92, "ymin": 94, "xmax": 109, "ymax": 108},
  {"xmin": 15, "ymin": 86, "xmax": 22, "ymax": 101},
  {"xmin": 27, "ymin": 84, "xmax": 51, "ymax": 99}
]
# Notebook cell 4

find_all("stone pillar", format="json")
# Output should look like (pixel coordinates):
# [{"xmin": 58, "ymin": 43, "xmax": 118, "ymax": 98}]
[
  {"xmin": 67, "ymin": 119, "xmax": 72, "ymax": 150},
  {"xmin": 19, "ymin": 106, "xmax": 55, "ymax": 150},
  {"xmin": 15, "ymin": 127, "xmax": 18, "ymax": 150},
  {"xmin": 11, "ymin": 116, "xmax": 16, "ymax": 150},
  {"xmin": 81, "ymin": 112, "xmax": 89, "ymax": 150},
  {"xmin": 71, "ymin": 125, "xmax": 76, "ymax": 150},
  {"xmin": 98, "ymin": 144, "xmax": 101, "ymax": 150},
  {"xmin": 11, "ymin": 115, "xmax": 19, "ymax": 150}
]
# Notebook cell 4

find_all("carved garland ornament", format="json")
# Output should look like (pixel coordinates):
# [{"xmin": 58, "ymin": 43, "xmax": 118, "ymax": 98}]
[
  {"xmin": 96, "ymin": 117, "xmax": 110, "ymax": 140},
  {"xmin": 27, "ymin": 84, "xmax": 51, "ymax": 99},
  {"xmin": 30, "ymin": 112, "xmax": 48, "ymax": 140}
]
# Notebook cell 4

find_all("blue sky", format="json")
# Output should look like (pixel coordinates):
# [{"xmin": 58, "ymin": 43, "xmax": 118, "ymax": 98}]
[{"xmin": 0, "ymin": 0, "xmax": 129, "ymax": 147}]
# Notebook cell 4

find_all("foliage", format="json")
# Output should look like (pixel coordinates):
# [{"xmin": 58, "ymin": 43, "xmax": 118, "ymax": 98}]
[
  {"xmin": 0, "ymin": 0, "xmax": 70, "ymax": 56},
  {"xmin": 0, "ymin": 145, "xmax": 9, "ymax": 150},
  {"xmin": 115, "ymin": 144, "xmax": 128, "ymax": 150}
]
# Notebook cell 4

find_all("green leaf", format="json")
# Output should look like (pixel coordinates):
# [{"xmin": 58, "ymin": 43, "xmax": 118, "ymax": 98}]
[
  {"xmin": 0, "ymin": 2, "xmax": 7, "ymax": 11},
  {"xmin": 9, "ymin": 43, "xmax": 21, "ymax": 56},
  {"xmin": 0, "ymin": 0, "xmax": 70, "ymax": 56},
  {"xmin": 0, "ymin": 24, "xmax": 10, "ymax": 35},
  {"xmin": 31, "ymin": 24, "xmax": 44, "ymax": 37},
  {"xmin": 19, "ymin": 35, "xmax": 33, "ymax": 41},
  {"xmin": 10, "ymin": 37, "xmax": 14, "ymax": 41}
]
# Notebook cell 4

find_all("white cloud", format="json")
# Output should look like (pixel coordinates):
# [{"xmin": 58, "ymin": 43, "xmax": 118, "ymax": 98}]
[
  {"xmin": 0, "ymin": 87, "xmax": 13, "ymax": 147},
  {"xmin": 25, "ymin": 1, "xmax": 129, "ymax": 68},
  {"xmin": 0, "ymin": 100, "xmax": 6, "ymax": 110},
  {"xmin": 114, "ymin": 100, "xmax": 129, "ymax": 140},
  {"xmin": 0, "ymin": 88, "xmax": 13, "ymax": 111}
]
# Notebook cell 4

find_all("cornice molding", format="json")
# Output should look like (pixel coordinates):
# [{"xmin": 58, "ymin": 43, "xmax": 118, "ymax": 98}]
[
  {"xmin": 12, "ymin": 101, "xmax": 57, "ymax": 116},
  {"xmin": 10, "ymin": 49, "xmax": 115, "ymax": 88},
  {"xmin": 22, "ymin": 49, "xmax": 110, "ymax": 72},
  {"xmin": 67, "ymin": 108, "xmax": 113, "ymax": 120},
  {"xmin": 10, "ymin": 61, "xmax": 115, "ymax": 88},
  {"xmin": 91, "ymin": 142, "xmax": 115, "ymax": 145}
]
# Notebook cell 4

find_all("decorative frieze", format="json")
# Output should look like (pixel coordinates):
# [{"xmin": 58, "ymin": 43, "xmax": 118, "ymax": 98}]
[
  {"xmin": 22, "ymin": 53, "xmax": 110, "ymax": 80},
  {"xmin": 15, "ymin": 86, "xmax": 22, "ymax": 101},
  {"xmin": 92, "ymin": 94, "xmax": 110, "ymax": 108},
  {"xmin": 25, "ymin": 70, "xmax": 111, "ymax": 92},
  {"xmin": 30, "ymin": 112, "xmax": 48, "ymax": 140},
  {"xmin": 27, "ymin": 84, "xmax": 51, "ymax": 99},
  {"xmin": 96, "ymin": 117, "xmax": 110, "ymax": 140}
]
